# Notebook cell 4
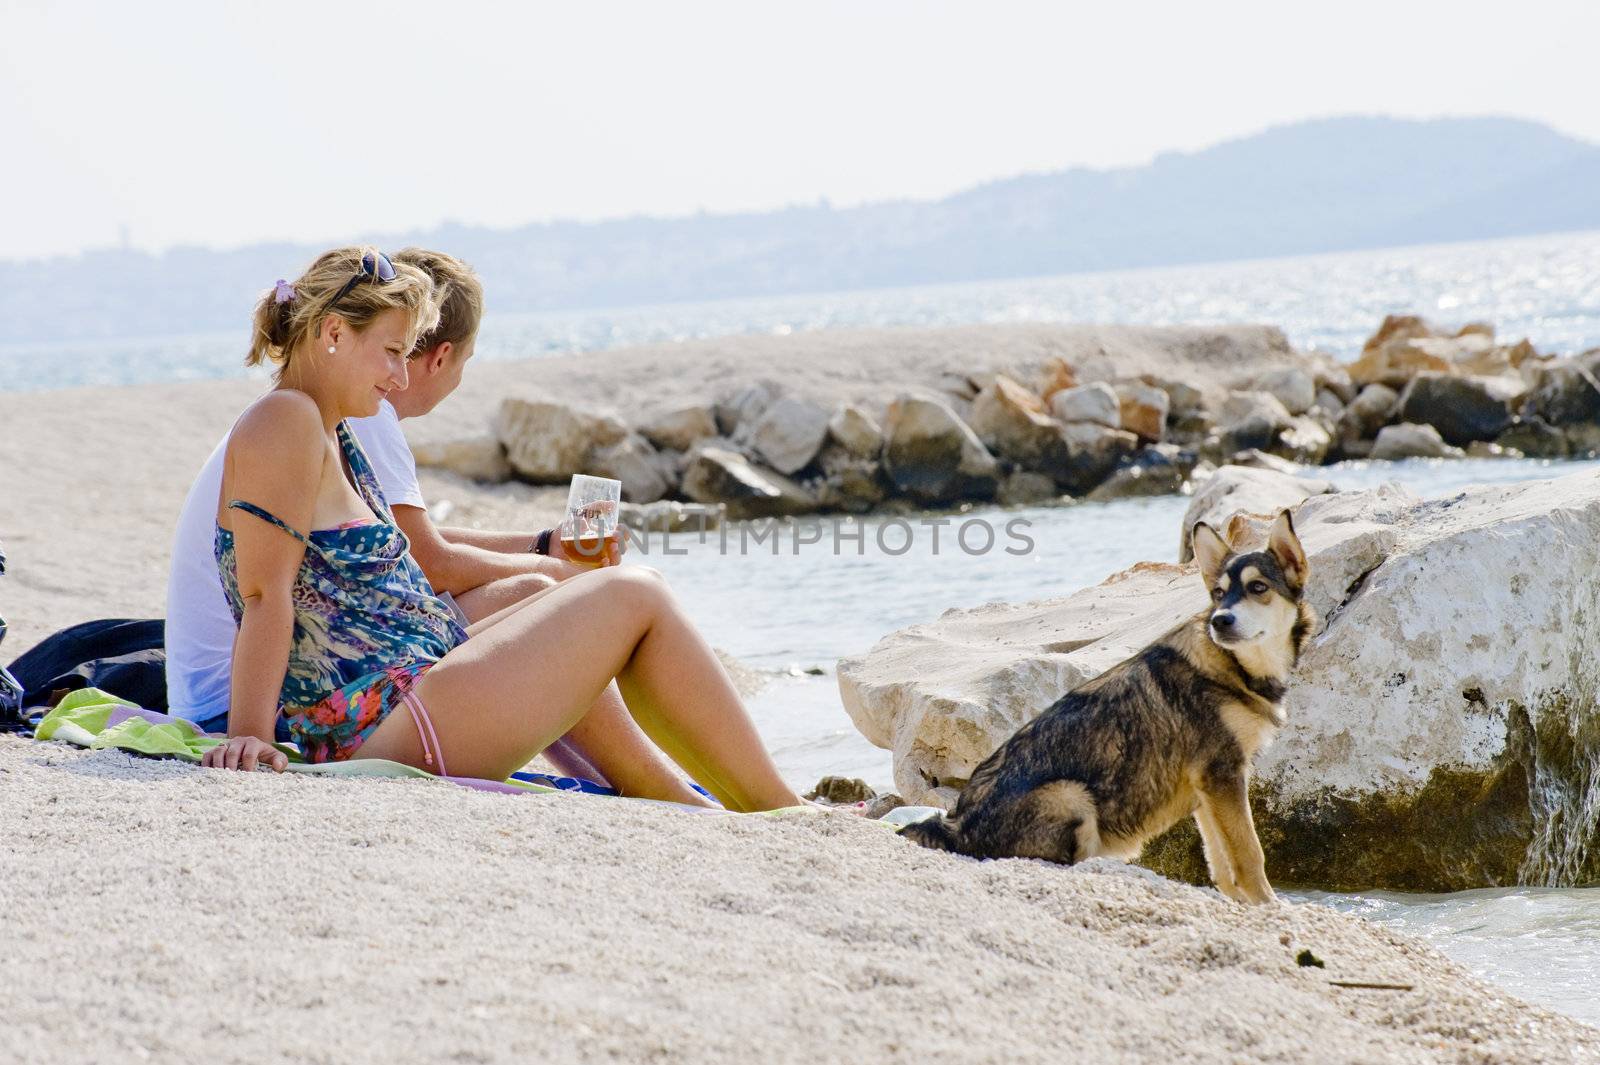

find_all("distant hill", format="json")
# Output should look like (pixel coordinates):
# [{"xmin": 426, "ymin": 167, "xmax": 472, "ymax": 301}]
[{"xmin": 5, "ymin": 115, "xmax": 1599, "ymax": 345}]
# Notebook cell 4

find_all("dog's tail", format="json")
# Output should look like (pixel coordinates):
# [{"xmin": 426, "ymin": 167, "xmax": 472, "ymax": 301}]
[{"xmin": 898, "ymin": 813, "xmax": 962, "ymax": 853}]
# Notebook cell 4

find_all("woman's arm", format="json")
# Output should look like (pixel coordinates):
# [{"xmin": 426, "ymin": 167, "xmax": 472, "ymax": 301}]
[{"xmin": 202, "ymin": 392, "xmax": 325, "ymax": 772}]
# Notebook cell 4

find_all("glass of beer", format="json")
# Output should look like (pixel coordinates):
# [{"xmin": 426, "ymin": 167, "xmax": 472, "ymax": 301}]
[{"xmin": 562, "ymin": 474, "xmax": 622, "ymax": 562}]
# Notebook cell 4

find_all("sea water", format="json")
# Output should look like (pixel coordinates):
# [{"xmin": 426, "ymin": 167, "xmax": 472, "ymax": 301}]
[{"xmin": 5, "ymin": 229, "xmax": 1600, "ymax": 393}]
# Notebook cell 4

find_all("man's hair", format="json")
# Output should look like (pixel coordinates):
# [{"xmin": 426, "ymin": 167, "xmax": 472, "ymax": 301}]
[{"xmin": 392, "ymin": 248, "xmax": 484, "ymax": 355}]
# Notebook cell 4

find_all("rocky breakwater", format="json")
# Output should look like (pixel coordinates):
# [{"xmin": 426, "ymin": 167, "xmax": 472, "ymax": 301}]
[
  {"xmin": 838, "ymin": 466, "xmax": 1600, "ymax": 891},
  {"xmin": 1338, "ymin": 314, "xmax": 1600, "ymax": 461},
  {"xmin": 408, "ymin": 324, "xmax": 1345, "ymax": 517},
  {"xmin": 411, "ymin": 316, "xmax": 1600, "ymax": 519}
]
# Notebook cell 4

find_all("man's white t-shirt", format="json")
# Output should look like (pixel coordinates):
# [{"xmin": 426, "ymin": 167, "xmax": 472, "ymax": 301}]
[{"xmin": 163, "ymin": 401, "xmax": 423, "ymax": 722}]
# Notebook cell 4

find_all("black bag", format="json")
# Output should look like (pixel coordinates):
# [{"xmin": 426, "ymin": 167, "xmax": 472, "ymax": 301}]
[{"xmin": 5, "ymin": 618, "xmax": 168, "ymax": 716}]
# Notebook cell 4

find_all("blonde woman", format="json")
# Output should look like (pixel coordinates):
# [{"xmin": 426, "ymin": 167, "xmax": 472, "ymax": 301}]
[{"xmin": 202, "ymin": 246, "xmax": 804, "ymax": 812}]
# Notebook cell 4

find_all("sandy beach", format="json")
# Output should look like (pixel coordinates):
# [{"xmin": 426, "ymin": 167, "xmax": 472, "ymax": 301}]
[
  {"xmin": 6, "ymin": 737, "xmax": 1598, "ymax": 1065},
  {"xmin": 4, "ymin": 325, "xmax": 1599, "ymax": 1061}
]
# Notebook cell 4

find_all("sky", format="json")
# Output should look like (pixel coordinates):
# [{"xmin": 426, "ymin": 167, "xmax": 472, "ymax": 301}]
[{"xmin": 3, "ymin": 0, "xmax": 1599, "ymax": 261}]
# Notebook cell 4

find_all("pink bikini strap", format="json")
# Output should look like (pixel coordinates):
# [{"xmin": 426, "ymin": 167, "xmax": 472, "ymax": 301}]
[{"xmin": 400, "ymin": 687, "xmax": 447, "ymax": 777}]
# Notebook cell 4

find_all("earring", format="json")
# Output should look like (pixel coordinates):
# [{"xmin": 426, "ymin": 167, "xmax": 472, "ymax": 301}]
[{"xmin": 328, "ymin": 346, "xmax": 336, "ymax": 354}]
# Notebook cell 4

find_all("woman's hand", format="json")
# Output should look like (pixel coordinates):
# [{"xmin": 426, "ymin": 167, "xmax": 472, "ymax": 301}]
[{"xmin": 201, "ymin": 735, "xmax": 289, "ymax": 773}]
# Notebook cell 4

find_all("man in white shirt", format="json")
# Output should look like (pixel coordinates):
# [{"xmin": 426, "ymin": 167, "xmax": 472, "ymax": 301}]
[{"xmin": 165, "ymin": 249, "xmax": 601, "ymax": 735}]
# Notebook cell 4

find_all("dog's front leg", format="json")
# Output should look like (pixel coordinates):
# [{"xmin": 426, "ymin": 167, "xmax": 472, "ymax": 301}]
[
  {"xmin": 1192, "ymin": 802, "xmax": 1243, "ymax": 902},
  {"xmin": 1197, "ymin": 775, "xmax": 1277, "ymax": 905}
]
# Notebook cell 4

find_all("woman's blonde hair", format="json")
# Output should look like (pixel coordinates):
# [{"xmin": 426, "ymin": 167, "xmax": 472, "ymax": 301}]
[
  {"xmin": 393, "ymin": 247, "xmax": 484, "ymax": 355},
  {"xmin": 247, "ymin": 245, "xmax": 440, "ymax": 373}
]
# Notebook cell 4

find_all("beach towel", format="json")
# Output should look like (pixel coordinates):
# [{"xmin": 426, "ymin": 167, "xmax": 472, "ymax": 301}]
[{"xmin": 31, "ymin": 687, "xmax": 640, "ymax": 799}]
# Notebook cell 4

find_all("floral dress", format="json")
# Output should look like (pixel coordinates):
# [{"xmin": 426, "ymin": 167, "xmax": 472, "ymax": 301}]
[{"xmin": 214, "ymin": 421, "xmax": 467, "ymax": 762}]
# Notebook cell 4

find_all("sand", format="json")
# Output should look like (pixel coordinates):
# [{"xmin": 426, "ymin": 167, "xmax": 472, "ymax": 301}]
[
  {"xmin": 4, "ymin": 324, "xmax": 1598, "ymax": 1061},
  {"xmin": 5, "ymin": 738, "xmax": 1598, "ymax": 1065}
]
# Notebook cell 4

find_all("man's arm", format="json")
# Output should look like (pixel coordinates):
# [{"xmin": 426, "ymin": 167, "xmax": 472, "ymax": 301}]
[
  {"xmin": 440, "ymin": 526, "xmax": 548, "ymax": 553},
  {"xmin": 393, "ymin": 504, "xmax": 583, "ymax": 595}
]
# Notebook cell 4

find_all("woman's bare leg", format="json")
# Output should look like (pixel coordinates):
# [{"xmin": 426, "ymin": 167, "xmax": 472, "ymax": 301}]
[
  {"xmin": 449, "ymin": 570, "xmax": 712, "ymax": 806},
  {"xmin": 356, "ymin": 567, "xmax": 802, "ymax": 811}
]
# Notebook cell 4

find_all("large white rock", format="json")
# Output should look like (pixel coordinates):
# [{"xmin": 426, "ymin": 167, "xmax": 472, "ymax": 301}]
[
  {"xmin": 1249, "ymin": 367, "xmax": 1318, "ymax": 416},
  {"xmin": 495, "ymin": 398, "xmax": 628, "ymax": 482},
  {"xmin": 639, "ymin": 405, "xmax": 719, "ymax": 452},
  {"xmin": 748, "ymin": 396, "xmax": 831, "ymax": 475},
  {"xmin": 1177, "ymin": 465, "xmax": 1335, "ymax": 562},
  {"xmin": 826, "ymin": 404, "xmax": 884, "ymax": 458},
  {"xmin": 840, "ymin": 472, "xmax": 1600, "ymax": 889},
  {"xmin": 1049, "ymin": 383, "xmax": 1121, "ymax": 429},
  {"xmin": 882, "ymin": 394, "xmax": 1000, "ymax": 503},
  {"xmin": 1369, "ymin": 422, "xmax": 1464, "ymax": 460},
  {"xmin": 680, "ymin": 446, "xmax": 815, "ymax": 520},
  {"xmin": 586, "ymin": 433, "xmax": 672, "ymax": 503},
  {"xmin": 409, "ymin": 435, "xmax": 512, "ymax": 484}
]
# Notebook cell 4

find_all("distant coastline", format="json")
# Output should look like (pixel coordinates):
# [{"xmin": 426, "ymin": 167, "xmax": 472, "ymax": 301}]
[{"xmin": 6, "ymin": 115, "xmax": 1600, "ymax": 348}]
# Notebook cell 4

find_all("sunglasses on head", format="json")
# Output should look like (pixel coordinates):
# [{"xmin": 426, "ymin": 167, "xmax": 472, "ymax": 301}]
[{"xmin": 326, "ymin": 251, "xmax": 396, "ymax": 310}]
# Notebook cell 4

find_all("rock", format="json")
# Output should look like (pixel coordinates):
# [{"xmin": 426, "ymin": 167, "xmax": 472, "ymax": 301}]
[
  {"xmin": 1269, "ymin": 415, "xmax": 1333, "ymax": 466},
  {"xmin": 1335, "ymin": 383, "xmax": 1400, "ymax": 446},
  {"xmin": 680, "ymin": 447, "xmax": 816, "ymax": 520},
  {"xmin": 1312, "ymin": 361, "xmax": 1357, "ymax": 405},
  {"xmin": 844, "ymin": 473, "xmax": 1600, "ymax": 890},
  {"xmin": 1224, "ymin": 449, "xmax": 1304, "ymax": 477},
  {"xmin": 996, "ymin": 470, "xmax": 1059, "ymax": 507},
  {"xmin": 839, "ymin": 486, "xmax": 1410, "ymax": 812},
  {"xmin": 815, "ymin": 446, "xmax": 886, "ymax": 513},
  {"xmin": 804, "ymin": 776, "xmax": 875, "ymax": 805},
  {"xmin": 1115, "ymin": 382, "xmax": 1169, "ymax": 442},
  {"xmin": 1141, "ymin": 375, "xmax": 1208, "ymax": 418},
  {"xmin": 1311, "ymin": 388, "xmax": 1345, "ymax": 418},
  {"xmin": 1050, "ymin": 423, "xmax": 1142, "ymax": 495},
  {"xmin": 748, "ymin": 396, "xmax": 830, "ymax": 475},
  {"xmin": 1250, "ymin": 367, "xmax": 1317, "ymax": 416},
  {"xmin": 495, "ymin": 398, "xmax": 629, "ymax": 483},
  {"xmin": 639, "ymin": 405, "xmax": 719, "ymax": 452},
  {"xmin": 1214, "ymin": 391, "xmax": 1293, "ymax": 456},
  {"xmin": 863, "ymin": 793, "xmax": 907, "ymax": 819},
  {"xmin": 1565, "ymin": 423, "xmax": 1600, "ymax": 458},
  {"xmin": 619, "ymin": 500, "xmax": 723, "ymax": 533},
  {"xmin": 1349, "ymin": 314, "xmax": 1453, "ymax": 388},
  {"xmin": 586, "ymin": 433, "xmax": 672, "ymax": 504},
  {"xmin": 1496, "ymin": 418, "xmax": 1570, "ymax": 459},
  {"xmin": 968, "ymin": 375, "xmax": 1060, "ymax": 461},
  {"xmin": 714, "ymin": 381, "xmax": 779, "ymax": 436},
  {"xmin": 882, "ymin": 395, "xmax": 1000, "ymax": 504},
  {"xmin": 1177, "ymin": 465, "xmax": 1335, "ymax": 562},
  {"xmin": 410, "ymin": 435, "xmax": 512, "ymax": 483},
  {"xmin": 1049, "ymin": 383, "xmax": 1121, "ymax": 429},
  {"xmin": 1466, "ymin": 441, "xmax": 1513, "ymax": 459},
  {"xmin": 827, "ymin": 404, "xmax": 884, "ymax": 458},
  {"xmin": 1166, "ymin": 411, "xmax": 1216, "ymax": 447},
  {"xmin": 1087, "ymin": 445, "xmax": 1202, "ymax": 501},
  {"xmin": 1396, "ymin": 373, "xmax": 1518, "ymax": 446},
  {"xmin": 1369, "ymin": 422, "xmax": 1465, "ymax": 460},
  {"xmin": 1036, "ymin": 357, "xmax": 1078, "ymax": 403},
  {"xmin": 1520, "ymin": 355, "xmax": 1600, "ymax": 426}
]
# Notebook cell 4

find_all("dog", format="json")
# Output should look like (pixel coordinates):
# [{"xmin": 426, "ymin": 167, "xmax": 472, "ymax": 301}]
[{"xmin": 900, "ymin": 510, "xmax": 1313, "ymax": 904}]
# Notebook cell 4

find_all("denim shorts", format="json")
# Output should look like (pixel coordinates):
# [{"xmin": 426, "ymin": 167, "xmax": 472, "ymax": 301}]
[{"xmin": 195, "ymin": 709, "xmax": 294, "ymax": 744}]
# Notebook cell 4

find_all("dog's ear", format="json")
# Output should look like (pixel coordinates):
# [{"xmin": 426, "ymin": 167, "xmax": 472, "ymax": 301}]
[
  {"xmin": 1191, "ymin": 522, "xmax": 1230, "ymax": 588},
  {"xmin": 1267, "ymin": 510, "xmax": 1308, "ymax": 590}
]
